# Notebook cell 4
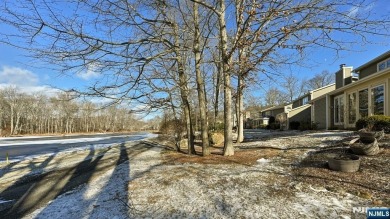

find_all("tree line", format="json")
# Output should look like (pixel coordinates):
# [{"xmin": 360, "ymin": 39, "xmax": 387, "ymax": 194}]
[
  {"xmin": 0, "ymin": 0, "xmax": 388, "ymax": 156},
  {"xmin": 0, "ymin": 87, "xmax": 146, "ymax": 136}
]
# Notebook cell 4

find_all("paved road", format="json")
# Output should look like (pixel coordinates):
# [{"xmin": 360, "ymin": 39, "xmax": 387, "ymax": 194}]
[
  {"xmin": 0, "ymin": 141, "xmax": 157, "ymax": 218},
  {"xmin": 0, "ymin": 133, "xmax": 151, "ymax": 161}
]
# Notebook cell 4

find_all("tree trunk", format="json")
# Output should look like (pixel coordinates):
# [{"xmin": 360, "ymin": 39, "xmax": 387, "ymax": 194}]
[
  {"xmin": 10, "ymin": 106, "xmax": 14, "ymax": 135},
  {"xmin": 212, "ymin": 44, "xmax": 223, "ymax": 131},
  {"xmin": 169, "ymin": 94, "xmax": 181, "ymax": 152},
  {"xmin": 237, "ymin": 74, "xmax": 244, "ymax": 143},
  {"xmin": 174, "ymin": 23, "xmax": 195, "ymax": 155},
  {"xmin": 193, "ymin": 2, "xmax": 210, "ymax": 156},
  {"xmin": 219, "ymin": 0, "xmax": 234, "ymax": 156},
  {"xmin": 235, "ymin": 0, "xmax": 246, "ymax": 143}
]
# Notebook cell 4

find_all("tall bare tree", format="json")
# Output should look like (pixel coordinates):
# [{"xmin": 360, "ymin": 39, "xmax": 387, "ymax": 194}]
[
  {"xmin": 193, "ymin": 1, "xmax": 210, "ymax": 155},
  {"xmin": 305, "ymin": 70, "xmax": 335, "ymax": 90},
  {"xmin": 282, "ymin": 72, "xmax": 305, "ymax": 102},
  {"xmin": 1, "ymin": 0, "xmax": 389, "ymax": 155}
]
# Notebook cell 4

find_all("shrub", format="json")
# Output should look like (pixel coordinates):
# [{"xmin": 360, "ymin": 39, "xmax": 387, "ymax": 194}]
[
  {"xmin": 289, "ymin": 121, "xmax": 300, "ymax": 130},
  {"xmin": 356, "ymin": 115, "xmax": 390, "ymax": 133}
]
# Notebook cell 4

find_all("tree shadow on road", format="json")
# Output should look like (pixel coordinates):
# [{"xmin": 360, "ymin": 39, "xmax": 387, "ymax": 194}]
[
  {"xmin": 0, "ymin": 145, "xmax": 109, "ymax": 218},
  {"xmin": 0, "ymin": 153, "xmax": 56, "ymax": 218},
  {"xmin": 31, "ymin": 142, "xmax": 163, "ymax": 218}
]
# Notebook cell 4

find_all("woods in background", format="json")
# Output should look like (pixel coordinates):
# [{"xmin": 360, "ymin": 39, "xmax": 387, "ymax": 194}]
[{"xmin": 0, "ymin": 87, "xmax": 147, "ymax": 136}]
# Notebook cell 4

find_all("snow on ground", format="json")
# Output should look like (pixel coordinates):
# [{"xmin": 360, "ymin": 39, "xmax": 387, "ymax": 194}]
[
  {"xmin": 22, "ymin": 130, "xmax": 372, "ymax": 219},
  {"xmin": 0, "ymin": 134, "xmax": 154, "ymax": 147},
  {"xmin": 0, "ymin": 133, "xmax": 157, "ymax": 164}
]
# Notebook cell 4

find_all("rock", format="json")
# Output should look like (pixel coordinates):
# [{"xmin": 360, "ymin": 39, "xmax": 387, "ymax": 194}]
[
  {"xmin": 179, "ymin": 138, "xmax": 188, "ymax": 148},
  {"xmin": 373, "ymin": 200, "xmax": 383, "ymax": 205},
  {"xmin": 210, "ymin": 132, "xmax": 224, "ymax": 146}
]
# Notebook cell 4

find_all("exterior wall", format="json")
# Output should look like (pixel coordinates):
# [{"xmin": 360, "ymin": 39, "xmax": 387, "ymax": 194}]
[
  {"xmin": 359, "ymin": 62, "xmax": 378, "ymax": 79},
  {"xmin": 312, "ymin": 84, "xmax": 336, "ymax": 99},
  {"xmin": 272, "ymin": 108, "xmax": 284, "ymax": 116},
  {"xmin": 292, "ymin": 99, "xmax": 300, "ymax": 108},
  {"xmin": 288, "ymin": 104, "xmax": 311, "ymax": 122},
  {"xmin": 292, "ymin": 94, "xmax": 310, "ymax": 108},
  {"xmin": 313, "ymin": 96, "xmax": 327, "ymax": 129},
  {"xmin": 328, "ymin": 71, "xmax": 390, "ymax": 129},
  {"xmin": 262, "ymin": 107, "xmax": 284, "ymax": 117}
]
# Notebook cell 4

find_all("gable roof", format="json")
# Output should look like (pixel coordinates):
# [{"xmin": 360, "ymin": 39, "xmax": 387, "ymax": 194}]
[{"xmin": 260, "ymin": 104, "xmax": 286, "ymax": 112}]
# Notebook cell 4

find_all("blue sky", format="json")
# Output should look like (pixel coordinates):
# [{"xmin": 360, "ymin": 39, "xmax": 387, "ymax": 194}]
[{"xmin": 0, "ymin": 0, "xmax": 389, "ymax": 101}]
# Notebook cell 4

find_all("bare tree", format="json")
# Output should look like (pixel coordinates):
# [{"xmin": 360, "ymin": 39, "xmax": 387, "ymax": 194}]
[
  {"xmin": 264, "ymin": 87, "xmax": 289, "ymax": 106},
  {"xmin": 193, "ymin": 1, "xmax": 210, "ymax": 155},
  {"xmin": 1, "ymin": 0, "xmax": 389, "ymax": 155},
  {"xmin": 282, "ymin": 72, "xmax": 305, "ymax": 102},
  {"xmin": 305, "ymin": 70, "xmax": 335, "ymax": 90}
]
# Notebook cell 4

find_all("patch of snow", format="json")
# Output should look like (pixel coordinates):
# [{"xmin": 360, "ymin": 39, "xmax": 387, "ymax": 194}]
[
  {"xmin": 256, "ymin": 158, "xmax": 270, "ymax": 164},
  {"xmin": 18, "ymin": 131, "xmax": 370, "ymax": 218}
]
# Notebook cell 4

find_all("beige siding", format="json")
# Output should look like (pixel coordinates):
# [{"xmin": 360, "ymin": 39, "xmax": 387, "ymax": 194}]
[
  {"xmin": 312, "ymin": 84, "xmax": 335, "ymax": 99},
  {"xmin": 331, "ymin": 71, "xmax": 390, "ymax": 129}
]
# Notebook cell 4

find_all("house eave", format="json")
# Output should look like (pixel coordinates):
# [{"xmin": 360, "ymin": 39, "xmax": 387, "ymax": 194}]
[
  {"xmin": 310, "ymin": 68, "xmax": 390, "ymax": 103},
  {"xmin": 354, "ymin": 50, "xmax": 390, "ymax": 72}
]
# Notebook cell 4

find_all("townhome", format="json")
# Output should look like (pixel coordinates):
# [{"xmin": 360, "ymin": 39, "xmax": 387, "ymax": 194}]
[
  {"xmin": 311, "ymin": 50, "xmax": 390, "ymax": 129},
  {"xmin": 287, "ymin": 83, "xmax": 335, "ymax": 129},
  {"xmin": 260, "ymin": 104, "xmax": 292, "ymax": 129}
]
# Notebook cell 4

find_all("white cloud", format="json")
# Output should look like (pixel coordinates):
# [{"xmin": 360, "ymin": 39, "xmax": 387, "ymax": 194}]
[
  {"xmin": 0, "ymin": 66, "xmax": 39, "ymax": 86},
  {"xmin": 76, "ymin": 63, "xmax": 100, "ymax": 80},
  {"xmin": 0, "ymin": 84, "xmax": 61, "ymax": 96},
  {"xmin": 0, "ymin": 66, "xmax": 60, "ymax": 96}
]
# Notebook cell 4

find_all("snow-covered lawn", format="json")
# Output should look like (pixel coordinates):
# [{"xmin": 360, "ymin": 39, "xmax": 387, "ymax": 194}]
[{"xmin": 7, "ymin": 130, "xmax": 389, "ymax": 218}]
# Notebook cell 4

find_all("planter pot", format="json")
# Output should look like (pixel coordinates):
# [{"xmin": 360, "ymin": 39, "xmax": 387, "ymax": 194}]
[
  {"xmin": 358, "ymin": 129, "xmax": 385, "ymax": 143},
  {"xmin": 358, "ymin": 131, "xmax": 376, "ymax": 143},
  {"xmin": 350, "ymin": 139, "xmax": 380, "ymax": 156},
  {"xmin": 328, "ymin": 154, "xmax": 360, "ymax": 172}
]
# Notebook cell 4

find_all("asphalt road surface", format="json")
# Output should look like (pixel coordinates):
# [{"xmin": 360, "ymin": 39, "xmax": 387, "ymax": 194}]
[
  {"xmin": 0, "ymin": 141, "xmax": 157, "ymax": 218},
  {"xmin": 0, "ymin": 133, "xmax": 151, "ymax": 161}
]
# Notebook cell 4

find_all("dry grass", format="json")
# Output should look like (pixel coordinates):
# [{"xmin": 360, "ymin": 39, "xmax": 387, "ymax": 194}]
[{"xmin": 157, "ymin": 133, "xmax": 390, "ymax": 206}]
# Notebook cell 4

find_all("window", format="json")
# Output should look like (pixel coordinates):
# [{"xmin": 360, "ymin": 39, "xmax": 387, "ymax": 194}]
[
  {"xmin": 371, "ymin": 85, "xmax": 384, "ymax": 115},
  {"xmin": 348, "ymin": 93, "xmax": 357, "ymax": 124},
  {"xmin": 302, "ymin": 96, "xmax": 309, "ymax": 105},
  {"xmin": 359, "ymin": 89, "xmax": 368, "ymax": 118},
  {"xmin": 378, "ymin": 58, "xmax": 390, "ymax": 71},
  {"xmin": 334, "ymin": 95, "xmax": 344, "ymax": 124}
]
